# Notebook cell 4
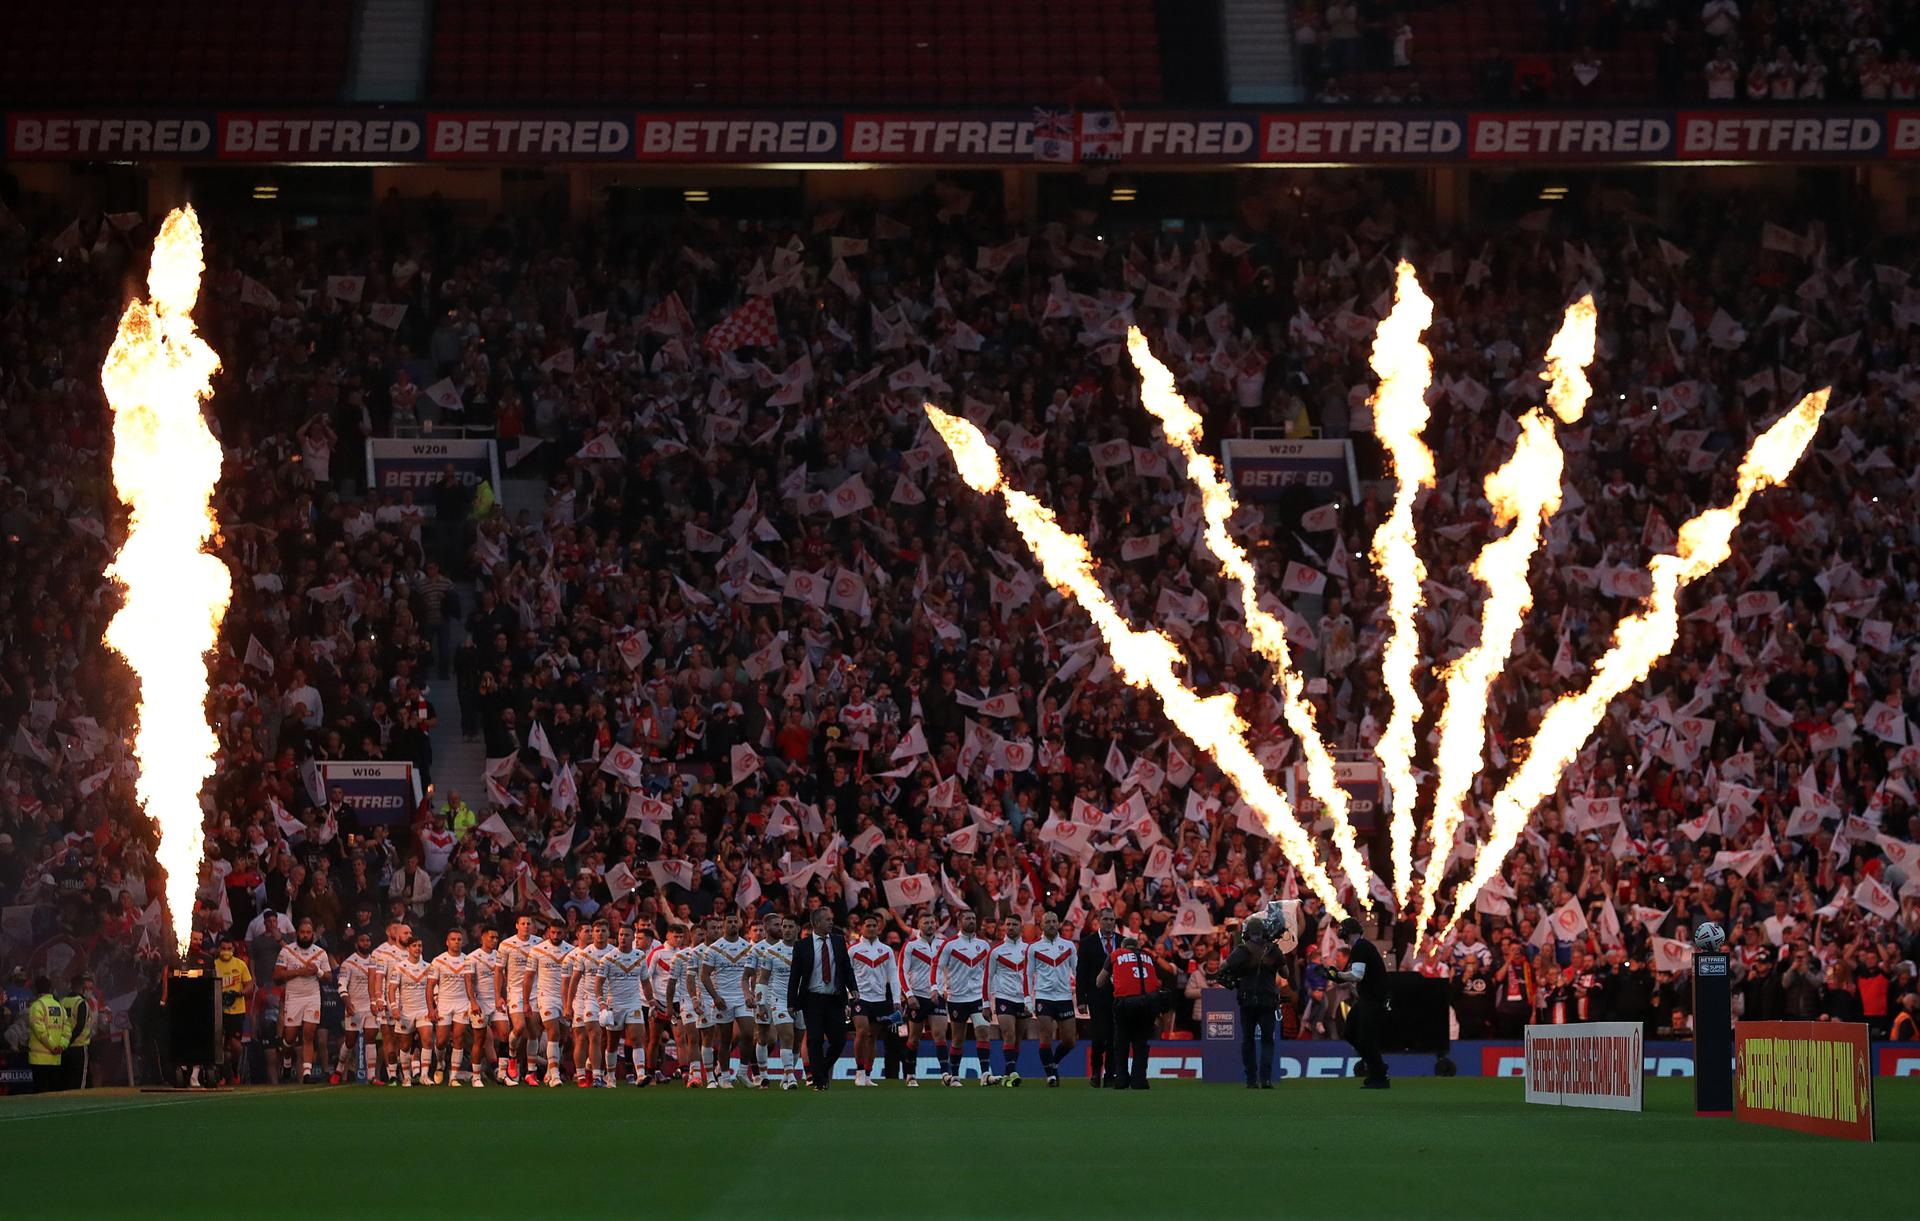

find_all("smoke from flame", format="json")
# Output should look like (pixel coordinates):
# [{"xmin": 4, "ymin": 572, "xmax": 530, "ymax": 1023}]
[
  {"xmin": 1367, "ymin": 262, "xmax": 1437, "ymax": 907},
  {"xmin": 1413, "ymin": 297, "xmax": 1595, "ymax": 947},
  {"xmin": 924, "ymin": 405, "xmax": 1350, "ymax": 917},
  {"xmin": 1126, "ymin": 328, "xmax": 1371, "ymax": 903},
  {"xmin": 102, "ymin": 207, "xmax": 231, "ymax": 952},
  {"xmin": 1440, "ymin": 389, "xmax": 1831, "ymax": 935}
]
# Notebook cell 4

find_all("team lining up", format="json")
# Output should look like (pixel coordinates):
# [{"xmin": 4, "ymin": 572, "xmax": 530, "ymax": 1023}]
[{"xmin": 275, "ymin": 907, "xmax": 1092, "ymax": 1089}]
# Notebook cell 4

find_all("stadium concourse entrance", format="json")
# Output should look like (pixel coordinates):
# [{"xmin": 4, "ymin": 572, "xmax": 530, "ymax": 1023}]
[{"xmin": 4, "ymin": 157, "xmax": 1898, "ymax": 239}]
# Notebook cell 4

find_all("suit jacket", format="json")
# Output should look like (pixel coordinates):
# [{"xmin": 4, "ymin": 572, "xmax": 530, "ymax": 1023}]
[
  {"xmin": 1078, "ymin": 930, "xmax": 1118, "ymax": 999},
  {"xmin": 787, "ymin": 931, "xmax": 856, "ymax": 1012}
]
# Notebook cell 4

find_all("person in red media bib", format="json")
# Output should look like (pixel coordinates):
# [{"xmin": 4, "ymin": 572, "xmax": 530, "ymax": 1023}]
[{"xmin": 1098, "ymin": 933, "xmax": 1162, "ymax": 1090}]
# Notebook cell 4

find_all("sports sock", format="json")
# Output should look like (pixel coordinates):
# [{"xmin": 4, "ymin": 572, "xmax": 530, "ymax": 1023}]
[
  {"xmin": 546, "ymin": 1039, "xmax": 562, "ymax": 1072},
  {"xmin": 452, "ymin": 1049, "xmax": 466, "ymax": 1080},
  {"xmin": 1002, "ymin": 1038, "xmax": 1021, "ymax": 1075},
  {"xmin": 768, "ymin": 1049, "xmax": 784, "ymax": 1081}
]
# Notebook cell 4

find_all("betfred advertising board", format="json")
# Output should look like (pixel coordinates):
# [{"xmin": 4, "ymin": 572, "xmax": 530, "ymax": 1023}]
[
  {"xmin": 1735, "ymin": 1021, "xmax": 1874, "ymax": 1141},
  {"xmin": 1524, "ymin": 1022, "xmax": 1644, "ymax": 1111}
]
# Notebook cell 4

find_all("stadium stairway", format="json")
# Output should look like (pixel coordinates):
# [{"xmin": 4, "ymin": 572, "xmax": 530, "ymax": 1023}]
[
  {"xmin": 1222, "ymin": 0, "xmax": 1302, "ymax": 103},
  {"xmin": 424, "ymin": 478, "xmax": 546, "ymax": 811},
  {"xmin": 349, "ymin": 0, "xmax": 432, "ymax": 101},
  {"xmin": 425, "ymin": 583, "xmax": 484, "ymax": 813}
]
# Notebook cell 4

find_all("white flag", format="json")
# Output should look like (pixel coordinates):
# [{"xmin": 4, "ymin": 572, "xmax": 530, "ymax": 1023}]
[{"xmin": 244, "ymin": 635, "xmax": 275, "ymax": 675}]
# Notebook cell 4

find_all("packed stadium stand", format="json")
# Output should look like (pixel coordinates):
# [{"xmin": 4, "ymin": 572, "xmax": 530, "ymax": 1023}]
[
  {"xmin": 429, "ymin": 0, "xmax": 1165, "ymax": 104},
  {"xmin": 0, "ymin": 0, "xmax": 356, "ymax": 104}
]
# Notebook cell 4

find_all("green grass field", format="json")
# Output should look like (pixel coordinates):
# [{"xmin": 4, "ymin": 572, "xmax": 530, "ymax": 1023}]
[{"xmin": 3, "ymin": 1078, "xmax": 1912, "ymax": 1218}]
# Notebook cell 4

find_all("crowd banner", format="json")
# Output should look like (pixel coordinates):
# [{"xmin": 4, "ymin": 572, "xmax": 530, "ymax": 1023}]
[
  {"xmin": 1524, "ymin": 1022, "xmax": 1644, "ymax": 1111},
  {"xmin": 316, "ymin": 760, "xmax": 421, "ymax": 828},
  {"xmin": 8, "ymin": 107, "xmax": 1920, "ymax": 166},
  {"xmin": 1287, "ymin": 760, "xmax": 1384, "ymax": 831},
  {"xmin": 1734, "ymin": 1021, "xmax": 1875, "ymax": 1142},
  {"xmin": 366, "ymin": 437, "xmax": 500, "ymax": 507},
  {"xmin": 1221, "ymin": 438, "xmax": 1359, "ymax": 501}
]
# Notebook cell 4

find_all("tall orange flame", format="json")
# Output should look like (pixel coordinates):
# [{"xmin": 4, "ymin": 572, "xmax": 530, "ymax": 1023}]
[
  {"xmin": 1368, "ymin": 262, "xmax": 1436, "ymax": 907},
  {"xmin": 924, "ymin": 405, "xmax": 1350, "ymax": 917},
  {"xmin": 102, "ymin": 206, "xmax": 231, "ymax": 952},
  {"xmin": 1413, "ymin": 297, "xmax": 1595, "ymax": 947},
  {"xmin": 1440, "ymin": 390, "xmax": 1830, "ymax": 936},
  {"xmin": 1126, "ymin": 328, "xmax": 1371, "ymax": 903}
]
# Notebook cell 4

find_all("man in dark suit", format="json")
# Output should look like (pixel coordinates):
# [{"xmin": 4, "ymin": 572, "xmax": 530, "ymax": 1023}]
[
  {"xmin": 786, "ymin": 906, "xmax": 855, "ymax": 1090},
  {"xmin": 1077, "ymin": 907, "xmax": 1120, "ymax": 1087}
]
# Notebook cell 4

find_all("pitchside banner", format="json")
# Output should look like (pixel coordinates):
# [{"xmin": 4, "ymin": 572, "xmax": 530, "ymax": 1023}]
[
  {"xmin": 1524, "ymin": 1022, "xmax": 1644, "ymax": 1111},
  {"xmin": 366, "ymin": 437, "xmax": 500, "ymax": 506},
  {"xmin": 317, "ymin": 760, "xmax": 421, "ymax": 828},
  {"xmin": 1735, "ymin": 1021, "xmax": 1875, "ymax": 1141},
  {"xmin": 1221, "ymin": 438, "xmax": 1359, "ymax": 500},
  {"xmin": 8, "ymin": 107, "xmax": 1920, "ymax": 165}
]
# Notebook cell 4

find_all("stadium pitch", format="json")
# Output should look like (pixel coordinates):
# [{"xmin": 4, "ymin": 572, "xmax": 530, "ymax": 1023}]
[{"xmin": 4, "ymin": 1078, "xmax": 1912, "ymax": 1218}]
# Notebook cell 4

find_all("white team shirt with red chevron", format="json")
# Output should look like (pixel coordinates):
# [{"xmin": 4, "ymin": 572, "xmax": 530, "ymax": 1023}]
[
  {"xmin": 902, "ymin": 935, "xmax": 942, "ymax": 997},
  {"xmin": 988, "ymin": 937, "xmax": 1032, "ymax": 1004},
  {"xmin": 337, "ymin": 951, "xmax": 377, "ymax": 1016},
  {"xmin": 1029, "ymin": 936, "xmax": 1078, "ymax": 1002},
  {"xmin": 848, "ymin": 938, "xmax": 900, "ymax": 1003},
  {"xmin": 277, "ymin": 943, "xmax": 331, "ymax": 1009},
  {"xmin": 500, "ymin": 933, "xmax": 542, "ymax": 997},
  {"xmin": 936, "ymin": 935, "xmax": 991, "ymax": 1003},
  {"xmin": 390, "ymin": 956, "xmax": 434, "ymax": 1017},
  {"xmin": 370, "ymin": 941, "xmax": 407, "ymax": 1011},
  {"xmin": 430, "ymin": 950, "xmax": 475, "ymax": 1010}
]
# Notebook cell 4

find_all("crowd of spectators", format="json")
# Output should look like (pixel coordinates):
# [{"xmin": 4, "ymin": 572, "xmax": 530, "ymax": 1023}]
[
  {"xmin": 1293, "ymin": 0, "xmax": 1920, "ymax": 105},
  {"xmin": 2, "ymin": 164, "xmax": 1919, "ymax": 1075}
]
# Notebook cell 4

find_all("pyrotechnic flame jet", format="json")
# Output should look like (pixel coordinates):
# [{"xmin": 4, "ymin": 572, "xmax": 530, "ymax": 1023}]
[
  {"xmin": 924, "ymin": 404, "xmax": 1351, "ymax": 917},
  {"xmin": 102, "ymin": 207, "xmax": 231, "ymax": 951},
  {"xmin": 1126, "ymin": 327, "xmax": 1372, "ymax": 906}
]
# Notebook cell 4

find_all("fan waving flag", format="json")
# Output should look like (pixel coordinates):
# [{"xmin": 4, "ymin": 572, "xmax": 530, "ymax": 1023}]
[{"xmin": 704, "ymin": 296, "xmax": 778, "ymax": 352}]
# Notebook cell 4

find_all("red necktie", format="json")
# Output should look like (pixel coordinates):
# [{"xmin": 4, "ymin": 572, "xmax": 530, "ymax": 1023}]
[{"xmin": 820, "ymin": 937, "xmax": 832, "ymax": 988}]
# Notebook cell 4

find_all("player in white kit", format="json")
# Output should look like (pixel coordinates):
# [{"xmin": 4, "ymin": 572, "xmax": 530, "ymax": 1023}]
[
  {"xmin": 273, "ymin": 917, "xmax": 332, "ymax": 1083},
  {"xmin": 750, "ymin": 917, "xmax": 800, "ymax": 1090},
  {"xmin": 369, "ymin": 922, "xmax": 411, "ymax": 1085},
  {"xmin": 560, "ymin": 921, "xmax": 602, "ymax": 1082},
  {"xmin": 388, "ymin": 939, "xmax": 436, "ymax": 1086},
  {"xmin": 901, "ymin": 910, "xmax": 948, "ymax": 1089},
  {"xmin": 848, "ymin": 913, "xmax": 901, "ymax": 1087},
  {"xmin": 936, "ymin": 910, "xmax": 993, "ymax": 1086},
  {"xmin": 986, "ymin": 917, "xmax": 1034, "ymax": 1085},
  {"xmin": 565, "ymin": 921, "xmax": 614, "ymax": 1087},
  {"xmin": 1029, "ymin": 911, "xmax": 1080, "ymax": 1086},
  {"xmin": 700, "ymin": 913, "xmax": 757, "ymax": 1087},
  {"xmin": 666, "ymin": 923, "xmax": 709, "ymax": 1087},
  {"xmin": 522, "ymin": 918, "xmax": 571, "ymax": 1087},
  {"xmin": 332, "ymin": 930, "xmax": 379, "ymax": 1084},
  {"xmin": 468, "ymin": 927, "xmax": 507, "ymax": 1084},
  {"xmin": 599, "ymin": 923, "xmax": 656, "ymax": 1087},
  {"xmin": 431, "ymin": 928, "xmax": 482, "ymax": 1085},
  {"xmin": 646, "ymin": 928, "xmax": 681, "ymax": 1084},
  {"xmin": 498, "ymin": 914, "xmax": 542, "ymax": 1084}
]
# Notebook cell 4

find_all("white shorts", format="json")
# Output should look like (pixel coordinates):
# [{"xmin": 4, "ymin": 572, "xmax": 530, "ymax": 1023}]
[
  {"xmin": 603, "ymin": 1005, "xmax": 648, "ymax": 1028},
  {"xmin": 712, "ymin": 999, "xmax": 751, "ymax": 1023},
  {"xmin": 762, "ymin": 1001, "xmax": 792, "ymax": 1026},
  {"xmin": 476, "ymin": 1003, "xmax": 501, "ymax": 1026},
  {"xmin": 283, "ymin": 995, "xmax": 321, "ymax": 1027},
  {"xmin": 437, "ymin": 1005, "xmax": 473, "ymax": 1027},
  {"xmin": 396, "ymin": 1009, "xmax": 433, "ymax": 1032},
  {"xmin": 538, "ymin": 999, "xmax": 567, "ymax": 1024},
  {"xmin": 343, "ymin": 1011, "xmax": 368, "ymax": 1034},
  {"xmin": 507, "ymin": 995, "xmax": 531, "ymax": 1017}
]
